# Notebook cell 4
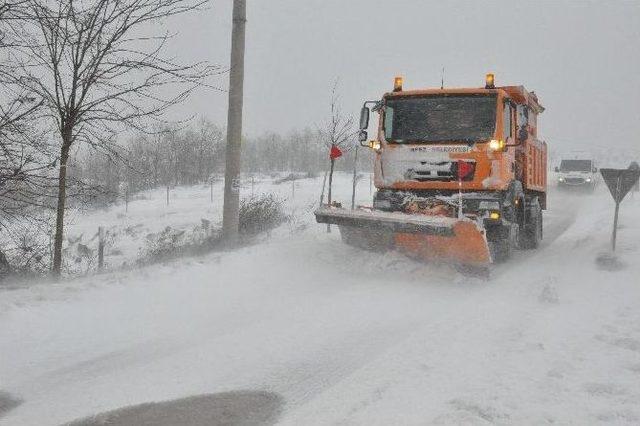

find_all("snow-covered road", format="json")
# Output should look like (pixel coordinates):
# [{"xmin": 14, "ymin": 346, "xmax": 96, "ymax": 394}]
[{"xmin": 2, "ymin": 178, "xmax": 640, "ymax": 425}]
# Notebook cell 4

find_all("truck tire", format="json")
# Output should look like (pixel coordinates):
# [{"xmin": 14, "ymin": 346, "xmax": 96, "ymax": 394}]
[
  {"xmin": 520, "ymin": 205, "xmax": 542, "ymax": 250},
  {"xmin": 486, "ymin": 224, "xmax": 513, "ymax": 263},
  {"xmin": 489, "ymin": 238, "xmax": 511, "ymax": 263}
]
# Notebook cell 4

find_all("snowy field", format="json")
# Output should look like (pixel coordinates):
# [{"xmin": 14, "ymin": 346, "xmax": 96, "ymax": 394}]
[{"xmin": 2, "ymin": 174, "xmax": 640, "ymax": 425}]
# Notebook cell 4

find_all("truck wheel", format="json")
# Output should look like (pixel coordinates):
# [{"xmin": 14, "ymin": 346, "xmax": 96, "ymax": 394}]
[
  {"xmin": 487, "ymin": 225, "xmax": 513, "ymax": 263},
  {"xmin": 521, "ymin": 210, "xmax": 542, "ymax": 249},
  {"xmin": 489, "ymin": 238, "xmax": 511, "ymax": 263}
]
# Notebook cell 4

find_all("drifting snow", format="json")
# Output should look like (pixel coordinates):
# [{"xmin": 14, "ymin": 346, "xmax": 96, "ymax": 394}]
[{"xmin": 1, "ymin": 175, "xmax": 640, "ymax": 425}]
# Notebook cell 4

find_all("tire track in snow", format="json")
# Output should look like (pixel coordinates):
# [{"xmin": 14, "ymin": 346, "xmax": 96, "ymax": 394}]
[{"xmin": 489, "ymin": 186, "xmax": 586, "ymax": 279}]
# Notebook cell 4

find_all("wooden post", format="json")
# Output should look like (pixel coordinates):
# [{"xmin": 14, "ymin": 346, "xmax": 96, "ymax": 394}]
[
  {"xmin": 327, "ymin": 158, "xmax": 335, "ymax": 233},
  {"xmin": 320, "ymin": 170, "xmax": 328, "ymax": 205},
  {"xmin": 166, "ymin": 186, "xmax": 169, "ymax": 205},
  {"xmin": 210, "ymin": 180, "xmax": 213, "ymax": 203},
  {"xmin": 98, "ymin": 227, "xmax": 104, "ymax": 271},
  {"xmin": 328, "ymin": 158, "xmax": 335, "ymax": 205}
]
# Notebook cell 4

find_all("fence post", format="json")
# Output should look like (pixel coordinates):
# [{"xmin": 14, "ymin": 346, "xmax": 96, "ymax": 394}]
[
  {"xmin": 125, "ymin": 188, "xmax": 128, "ymax": 212},
  {"xmin": 166, "ymin": 186, "xmax": 169, "ymax": 205},
  {"xmin": 98, "ymin": 227, "xmax": 104, "ymax": 271},
  {"xmin": 210, "ymin": 180, "xmax": 213, "ymax": 203}
]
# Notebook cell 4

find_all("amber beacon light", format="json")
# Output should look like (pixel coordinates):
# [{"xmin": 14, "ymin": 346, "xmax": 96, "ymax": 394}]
[
  {"xmin": 485, "ymin": 73, "xmax": 495, "ymax": 89},
  {"xmin": 393, "ymin": 76, "xmax": 403, "ymax": 92}
]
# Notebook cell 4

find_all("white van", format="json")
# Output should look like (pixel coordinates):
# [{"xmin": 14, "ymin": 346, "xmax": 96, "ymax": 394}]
[{"xmin": 555, "ymin": 159, "xmax": 598, "ymax": 191}]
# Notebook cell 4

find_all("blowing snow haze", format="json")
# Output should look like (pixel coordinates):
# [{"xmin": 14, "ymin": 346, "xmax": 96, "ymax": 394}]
[
  {"xmin": 178, "ymin": 0, "xmax": 640, "ymax": 152},
  {"xmin": 3, "ymin": 1, "xmax": 640, "ymax": 425}
]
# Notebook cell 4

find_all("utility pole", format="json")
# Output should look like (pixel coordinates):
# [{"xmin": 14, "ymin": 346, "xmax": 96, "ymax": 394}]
[{"xmin": 222, "ymin": 0, "xmax": 247, "ymax": 245}]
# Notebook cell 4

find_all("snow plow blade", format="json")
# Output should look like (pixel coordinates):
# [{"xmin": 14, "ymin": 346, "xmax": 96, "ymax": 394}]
[
  {"xmin": 314, "ymin": 206, "xmax": 492, "ymax": 266},
  {"xmin": 314, "ymin": 206, "xmax": 455, "ymax": 236}
]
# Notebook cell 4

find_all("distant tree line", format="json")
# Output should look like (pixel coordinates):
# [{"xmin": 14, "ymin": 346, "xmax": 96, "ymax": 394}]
[{"xmin": 69, "ymin": 122, "xmax": 372, "ymax": 204}]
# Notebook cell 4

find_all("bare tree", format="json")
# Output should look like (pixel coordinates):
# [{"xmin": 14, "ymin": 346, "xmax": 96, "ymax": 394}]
[
  {"xmin": 1, "ymin": 1, "xmax": 57, "ymax": 277},
  {"xmin": 1, "ymin": 1, "xmax": 48, "ymax": 211},
  {"xmin": 0, "ymin": 95, "xmax": 52, "ymax": 217},
  {"xmin": 318, "ymin": 79, "xmax": 357, "ymax": 206},
  {"xmin": 3, "ymin": 0, "xmax": 216, "ymax": 277}
]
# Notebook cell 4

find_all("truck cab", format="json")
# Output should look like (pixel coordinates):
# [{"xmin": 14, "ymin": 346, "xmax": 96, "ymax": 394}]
[
  {"xmin": 360, "ymin": 75, "xmax": 546, "ymax": 209},
  {"xmin": 555, "ymin": 158, "xmax": 598, "ymax": 191}
]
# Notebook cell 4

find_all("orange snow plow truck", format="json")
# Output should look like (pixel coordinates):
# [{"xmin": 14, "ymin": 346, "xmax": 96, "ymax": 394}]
[{"xmin": 315, "ymin": 74, "xmax": 547, "ymax": 266}]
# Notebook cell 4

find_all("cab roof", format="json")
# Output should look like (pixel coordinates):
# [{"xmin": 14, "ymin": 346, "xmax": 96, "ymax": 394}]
[{"xmin": 384, "ymin": 86, "xmax": 544, "ymax": 113}]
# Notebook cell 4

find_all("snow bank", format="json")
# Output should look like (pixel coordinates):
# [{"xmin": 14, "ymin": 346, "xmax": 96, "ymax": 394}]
[{"xmin": 1, "ymin": 182, "xmax": 639, "ymax": 425}]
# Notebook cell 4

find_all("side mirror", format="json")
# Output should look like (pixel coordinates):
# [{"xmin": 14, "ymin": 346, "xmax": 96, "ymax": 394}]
[
  {"xmin": 358, "ymin": 130, "xmax": 368, "ymax": 145},
  {"xmin": 554, "ymin": 167, "xmax": 559, "ymax": 173},
  {"xmin": 592, "ymin": 167, "xmax": 598, "ymax": 173},
  {"xmin": 359, "ymin": 106, "xmax": 370, "ymax": 130}
]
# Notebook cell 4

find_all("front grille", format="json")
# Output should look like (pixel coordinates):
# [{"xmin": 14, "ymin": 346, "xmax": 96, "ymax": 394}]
[
  {"xmin": 405, "ymin": 161, "xmax": 475, "ymax": 182},
  {"xmin": 410, "ymin": 170, "xmax": 457, "ymax": 181},
  {"xmin": 565, "ymin": 177, "xmax": 585, "ymax": 185}
]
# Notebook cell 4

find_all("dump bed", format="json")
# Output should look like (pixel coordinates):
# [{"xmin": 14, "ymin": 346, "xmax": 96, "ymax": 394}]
[{"xmin": 524, "ymin": 139, "xmax": 547, "ymax": 193}]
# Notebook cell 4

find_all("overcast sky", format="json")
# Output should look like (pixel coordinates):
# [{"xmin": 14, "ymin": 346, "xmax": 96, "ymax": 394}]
[{"xmin": 169, "ymin": 0, "xmax": 640, "ymax": 153}]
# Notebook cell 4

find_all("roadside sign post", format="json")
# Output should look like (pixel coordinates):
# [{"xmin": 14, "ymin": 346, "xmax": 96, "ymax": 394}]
[
  {"xmin": 600, "ymin": 168, "xmax": 640, "ymax": 251},
  {"xmin": 611, "ymin": 178, "xmax": 621, "ymax": 251}
]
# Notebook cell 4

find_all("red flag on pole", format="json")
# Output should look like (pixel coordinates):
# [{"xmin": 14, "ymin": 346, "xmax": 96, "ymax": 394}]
[{"xmin": 330, "ymin": 145, "xmax": 343, "ymax": 160}]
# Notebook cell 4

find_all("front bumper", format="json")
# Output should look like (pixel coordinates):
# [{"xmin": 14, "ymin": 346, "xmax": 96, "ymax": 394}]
[{"xmin": 557, "ymin": 178, "xmax": 593, "ymax": 187}]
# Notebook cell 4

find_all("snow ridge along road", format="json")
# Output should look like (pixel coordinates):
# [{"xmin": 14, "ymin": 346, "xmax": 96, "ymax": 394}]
[{"xmin": 1, "ymin": 176, "xmax": 639, "ymax": 425}]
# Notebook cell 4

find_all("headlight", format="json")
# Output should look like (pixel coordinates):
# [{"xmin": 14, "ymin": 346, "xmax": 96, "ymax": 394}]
[
  {"xmin": 586, "ymin": 178, "xmax": 592, "ymax": 182},
  {"xmin": 558, "ymin": 177, "xmax": 565, "ymax": 182},
  {"xmin": 488, "ymin": 139, "xmax": 505, "ymax": 151}
]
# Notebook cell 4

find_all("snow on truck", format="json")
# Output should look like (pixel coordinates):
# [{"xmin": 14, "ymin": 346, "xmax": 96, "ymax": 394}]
[{"xmin": 315, "ymin": 74, "xmax": 548, "ymax": 267}]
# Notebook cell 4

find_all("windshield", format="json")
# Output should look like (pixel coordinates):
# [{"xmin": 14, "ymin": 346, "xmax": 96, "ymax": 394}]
[
  {"xmin": 560, "ymin": 160, "xmax": 592, "ymax": 172},
  {"xmin": 384, "ymin": 94, "xmax": 497, "ymax": 143}
]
